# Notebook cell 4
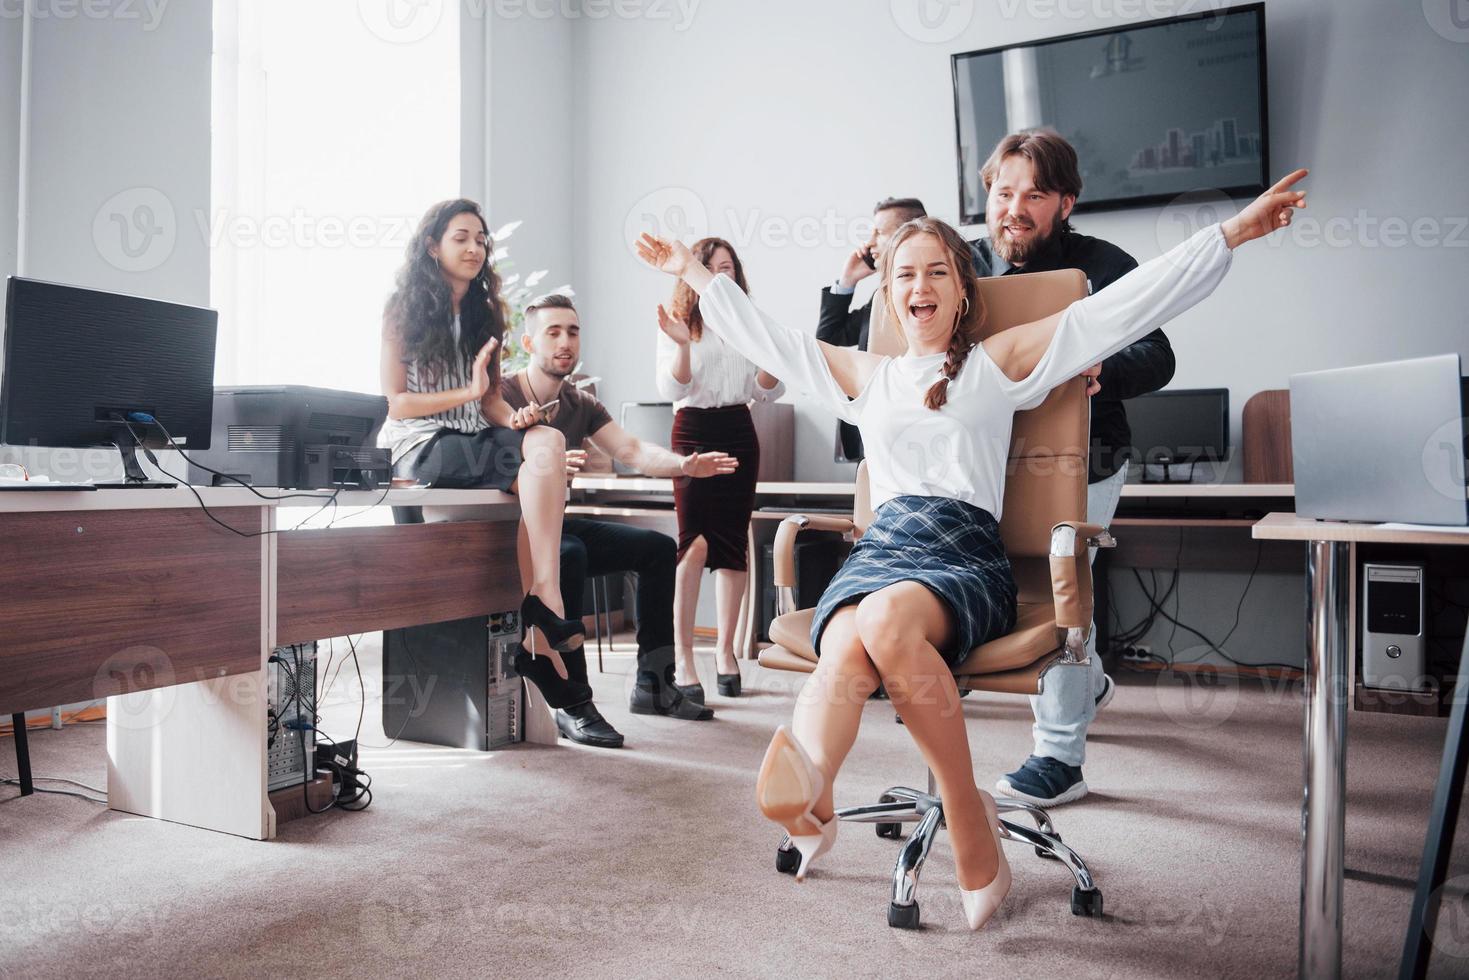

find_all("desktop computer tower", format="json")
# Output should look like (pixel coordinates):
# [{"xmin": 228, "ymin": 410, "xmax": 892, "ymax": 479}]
[
  {"xmin": 381, "ymin": 611, "xmax": 523, "ymax": 750},
  {"xmin": 267, "ymin": 643, "xmax": 318, "ymax": 792},
  {"xmin": 1361, "ymin": 563, "xmax": 1428, "ymax": 691}
]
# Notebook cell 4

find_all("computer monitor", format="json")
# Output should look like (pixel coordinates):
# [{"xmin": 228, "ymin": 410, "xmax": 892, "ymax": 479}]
[
  {"xmin": 617, "ymin": 402, "xmax": 674, "ymax": 475},
  {"xmin": 1125, "ymin": 387, "xmax": 1230, "ymax": 481},
  {"xmin": 1, "ymin": 277, "xmax": 218, "ymax": 487}
]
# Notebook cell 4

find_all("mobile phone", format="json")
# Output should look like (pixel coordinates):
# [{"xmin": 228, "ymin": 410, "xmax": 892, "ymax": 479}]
[
  {"xmin": 861, "ymin": 247, "xmax": 876, "ymax": 270},
  {"xmin": 536, "ymin": 399, "xmax": 560, "ymax": 416}
]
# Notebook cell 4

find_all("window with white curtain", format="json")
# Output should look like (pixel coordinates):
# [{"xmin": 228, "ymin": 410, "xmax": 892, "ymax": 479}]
[{"xmin": 210, "ymin": 0, "xmax": 460, "ymax": 391}]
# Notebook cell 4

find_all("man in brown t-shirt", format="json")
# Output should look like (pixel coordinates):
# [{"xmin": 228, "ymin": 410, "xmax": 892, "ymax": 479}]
[{"xmin": 502, "ymin": 293, "xmax": 738, "ymax": 747}]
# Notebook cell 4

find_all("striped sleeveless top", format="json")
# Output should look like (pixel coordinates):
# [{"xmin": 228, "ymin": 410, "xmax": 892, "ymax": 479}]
[{"xmin": 378, "ymin": 314, "xmax": 487, "ymax": 464}]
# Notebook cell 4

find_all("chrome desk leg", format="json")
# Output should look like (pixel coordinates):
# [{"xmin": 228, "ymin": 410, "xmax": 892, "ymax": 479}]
[{"xmin": 1302, "ymin": 539, "xmax": 1350, "ymax": 980}]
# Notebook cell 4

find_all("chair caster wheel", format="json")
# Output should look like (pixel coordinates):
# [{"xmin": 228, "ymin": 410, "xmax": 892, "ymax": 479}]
[
  {"xmin": 1071, "ymin": 887, "xmax": 1104, "ymax": 917},
  {"xmin": 775, "ymin": 845, "xmax": 799, "ymax": 875},
  {"xmin": 876, "ymin": 822, "xmax": 903, "ymax": 840},
  {"xmin": 888, "ymin": 901, "xmax": 920, "ymax": 929}
]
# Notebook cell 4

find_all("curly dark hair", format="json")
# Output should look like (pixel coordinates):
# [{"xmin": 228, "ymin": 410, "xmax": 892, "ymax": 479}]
[
  {"xmin": 669, "ymin": 237, "xmax": 747, "ymax": 342},
  {"xmin": 384, "ymin": 199, "xmax": 508, "ymax": 382}
]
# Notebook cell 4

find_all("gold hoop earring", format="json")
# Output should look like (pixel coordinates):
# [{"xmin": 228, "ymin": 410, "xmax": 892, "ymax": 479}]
[{"xmin": 961, "ymin": 296, "xmax": 971, "ymax": 316}]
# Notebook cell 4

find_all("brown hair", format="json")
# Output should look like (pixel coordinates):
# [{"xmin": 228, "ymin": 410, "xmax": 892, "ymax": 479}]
[
  {"xmin": 880, "ymin": 217, "xmax": 985, "ymax": 411},
  {"xmin": 979, "ymin": 128, "xmax": 1083, "ymax": 232},
  {"xmin": 524, "ymin": 292, "xmax": 577, "ymax": 330},
  {"xmin": 873, "ymin": 196, "xmax": 927, "ymax": 223},
  {"xmin": 670, "ymin": 237, "xmax": 747, "ymax": 342}
]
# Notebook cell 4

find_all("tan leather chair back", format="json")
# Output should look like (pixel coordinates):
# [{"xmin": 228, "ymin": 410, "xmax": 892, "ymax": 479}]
[{"xmin": 863, "ymin": 270, "xmax": 1089, "ymax": 602}]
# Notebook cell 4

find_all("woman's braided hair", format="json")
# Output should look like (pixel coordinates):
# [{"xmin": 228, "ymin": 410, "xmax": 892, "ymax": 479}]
[{"xmin": 879, "ymin": 217, "xmax": 984, "ymax": 410}]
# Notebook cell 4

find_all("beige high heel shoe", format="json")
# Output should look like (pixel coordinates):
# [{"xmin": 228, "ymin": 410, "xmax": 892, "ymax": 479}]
[
  {"xmin": 756, "ymin": 726, "xmax": 837, "ymax": 881},
  {"xmin": 959, "ymin": 790, "xmax": 1012, "ymax": 930}
]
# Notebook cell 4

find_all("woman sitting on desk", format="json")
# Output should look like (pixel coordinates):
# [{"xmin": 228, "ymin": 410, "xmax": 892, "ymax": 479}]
[
  {"xmin": 637, "ymin": 170, "xmax": 1307, "ymax": 929},
  {"xmin": 378, "ymin": 198, "xmax": 586, "ymax": 707},
  {"xmin": 655, "ymin": 237, "xmax": 783, "ymax": 701}
]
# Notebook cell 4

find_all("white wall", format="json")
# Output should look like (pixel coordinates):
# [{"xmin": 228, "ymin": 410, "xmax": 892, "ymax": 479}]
[
  {"xmin": 1, "ymin": 2, "xmax": 213, "ymax": 480},
  {"xmin": 477, "ymin": 3, "xmax": 576, "ymax": 307},
  {"xmin": 0, "ymin": 13, "xmax": 19, "ymax": 283},
  {"xmin": 570, "ymin": 0, "xmax": 1469, "ymax": 484}
]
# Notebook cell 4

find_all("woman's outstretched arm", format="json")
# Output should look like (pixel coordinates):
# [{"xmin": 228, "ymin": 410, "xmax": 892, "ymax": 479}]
[
  {"xmin": 636, "ymin": 234, "xmax": 880, "ymax": 421},
  {"xmin": 991, "ymin": 169, "xmax": 1308, "ymax": 408}
]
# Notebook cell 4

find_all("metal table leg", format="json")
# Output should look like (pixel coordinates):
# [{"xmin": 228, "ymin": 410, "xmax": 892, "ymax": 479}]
[
  {"xmin": 12, "ymin": 712, "xmax": 33, "ymax": 796},
  {"xmin": 1302, "ymin": 539, "xmax": 1350, "ymax": 980},
  {"xmin": 1399, "ymin": 628, "xmax": 1469, "ymax": 979}
]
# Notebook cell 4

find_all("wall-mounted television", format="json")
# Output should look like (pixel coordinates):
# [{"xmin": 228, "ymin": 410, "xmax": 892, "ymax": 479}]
[{"xmin": 952, "ymin": 2, "xmax": 1268, "ymax": 226}]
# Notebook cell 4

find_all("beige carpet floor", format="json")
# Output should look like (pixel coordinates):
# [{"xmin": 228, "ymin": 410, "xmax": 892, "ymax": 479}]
[{"xmin": 2, "ymin": 634, "xmax": 1466, "ymax": 980}]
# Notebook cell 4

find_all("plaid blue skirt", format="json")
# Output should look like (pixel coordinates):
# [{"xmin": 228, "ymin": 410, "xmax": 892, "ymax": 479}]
[{"xmin": 811, "ymin": 495, "xmax": 1017, "ymax": 666}]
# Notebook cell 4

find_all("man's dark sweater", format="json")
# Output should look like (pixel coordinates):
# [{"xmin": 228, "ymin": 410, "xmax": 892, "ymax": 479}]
[{"xmin": 970, "ymin": 228, "xmax": 1176, "ymax": 483}]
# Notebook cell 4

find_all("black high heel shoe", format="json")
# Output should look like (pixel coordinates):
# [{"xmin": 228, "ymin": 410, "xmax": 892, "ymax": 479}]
[
  {"xmin": 521, "ymin": 593, "xmax": 585, "ymax": 652},
  {"xmin": 717, "ymin": 673, "xmax": 741, "ymax": 697},
  {"xmin": 512, "ymin": 643, "xmax": 593, "ymax": 710}
]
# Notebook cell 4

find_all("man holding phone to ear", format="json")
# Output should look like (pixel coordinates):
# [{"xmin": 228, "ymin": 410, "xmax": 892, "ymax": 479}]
[
  {"xmin": 502, "ymin": 292, "xmax": 739, "ymax": 747},
  {"xmin": 817, "ymin": 196, "xmax": 928, "ymax": 461}
]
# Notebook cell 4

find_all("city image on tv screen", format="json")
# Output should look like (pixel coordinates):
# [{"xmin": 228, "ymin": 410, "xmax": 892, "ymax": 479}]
[{"xmin": 952, "ymin": 2, "xmax": 1268, "ymax": 225}]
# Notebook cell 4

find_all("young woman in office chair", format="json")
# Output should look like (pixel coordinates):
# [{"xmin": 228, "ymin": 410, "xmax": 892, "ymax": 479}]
[
  {"xmin": 379, "ymin": 198, "xmax": 588, "ymax": 708},
  {"xmin": 637, "ymin": 170, "xmax": 1307, "ymax": 930}
]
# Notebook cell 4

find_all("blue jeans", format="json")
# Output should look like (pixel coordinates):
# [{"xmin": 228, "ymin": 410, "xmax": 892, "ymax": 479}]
[{"xmin": 1028, "ymin": 463, "xmax": 1127, "ymax": 767}]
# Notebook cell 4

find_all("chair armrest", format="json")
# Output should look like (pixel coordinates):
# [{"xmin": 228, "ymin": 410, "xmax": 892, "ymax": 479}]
[
  {"xmin": 1047, "ymin": 521, "xmax": 1117, "ymax": 654},
  {"xmin": 1050, "ymin": 521, "xmax": 1116, "ymax": 555},
  {"xmin": 772, "ymin": 514, "xmax": 856, "ymax": 589}
]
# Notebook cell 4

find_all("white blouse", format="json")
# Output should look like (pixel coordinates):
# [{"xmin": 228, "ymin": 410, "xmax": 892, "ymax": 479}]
[
  {"xmin": 655, "ymin": 316, "xmax": 786, "ymax": 410},
  {"xmin": 695, "ymin": 223, "xmax": 1234, "ymax": 516}
]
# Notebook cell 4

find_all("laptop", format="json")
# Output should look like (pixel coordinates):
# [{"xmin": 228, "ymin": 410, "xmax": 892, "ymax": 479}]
[{"xmin": 1290, "ymin": 354, "xmax": 1468, "ymax": 526}]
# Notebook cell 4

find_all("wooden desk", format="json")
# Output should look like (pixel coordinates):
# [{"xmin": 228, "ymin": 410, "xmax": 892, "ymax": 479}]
[
  {"xmin": 1252, "ymin": 513, "xmax": 1469, "ymax": 980},
  {"xmin": 0, "ymin": 487, "xmax": 521, "ymax": 839}
]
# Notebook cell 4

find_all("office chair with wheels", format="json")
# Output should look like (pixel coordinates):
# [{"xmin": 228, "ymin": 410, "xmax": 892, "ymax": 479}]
[{"xmin": 758, "ymin": 269, "xmax": 1110, "ymax": 928}]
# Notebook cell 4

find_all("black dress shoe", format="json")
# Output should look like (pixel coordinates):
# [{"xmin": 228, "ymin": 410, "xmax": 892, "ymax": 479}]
[
  {"xmin": 513, "ymin": 644, "xmax": 593, "ymax": 709},
  {"xmin": 716, "ymin": 673, "xmax": 742, "ymax": 697},
  {"xmin": 556, "ymin": 702, "xmax": 624, "ymax": 748},
  {"xmin": 674, "ymin": 682, "xmax": 705, "ymax": 705},
  {"xmin": 630, "ymin": 681, "xmax": 714, "ymax": 721},
  {"xmin": 521, "ymin": 593, "xmax": 585, "ymax": 651}
]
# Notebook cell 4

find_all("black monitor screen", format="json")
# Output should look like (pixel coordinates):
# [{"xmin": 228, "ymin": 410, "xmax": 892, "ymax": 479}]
[
  {"xmin": 952, "ymin": 2, "xmax": 1268, "ymax": 224},
  {"xmin": 1126, "ymin": 388, "xmax": 1229, "ymax": 465},
  {"xmin": 1, "ymin": 277, "xmax": 217, "ymax": 451}
]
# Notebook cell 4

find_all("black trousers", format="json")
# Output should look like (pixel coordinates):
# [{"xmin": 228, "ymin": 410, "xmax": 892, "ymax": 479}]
[{"xmin": 559, "ymin": 518, "xmax": 676, "ymax": 686}]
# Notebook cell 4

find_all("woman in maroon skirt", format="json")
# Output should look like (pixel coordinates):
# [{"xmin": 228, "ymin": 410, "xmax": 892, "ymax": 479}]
[{"xmin": 655, "ymin": 237, "xmax": 783, "ymax": 700}]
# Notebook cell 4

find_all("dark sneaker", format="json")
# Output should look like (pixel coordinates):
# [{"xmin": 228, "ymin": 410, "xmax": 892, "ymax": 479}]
[
  {"xmin": 630, "ymin": 679, "xmax": 714, "ymax": 721},
  {"xmin": 556, "ymin": 701, "xmax": 625, "ymax": 748},
  {"xmin": 996, "ymin": 754, "xmax": 1088, "ymax": 808},
  {"xmin": 1094, "ymin": 673, "xmax": 1115, "ymax": 711}
]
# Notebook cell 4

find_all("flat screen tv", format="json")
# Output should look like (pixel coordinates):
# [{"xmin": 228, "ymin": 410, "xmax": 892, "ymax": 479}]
[{"xmin": 952, "ymin": 2, "xmax": 1268, "ymax": 225}]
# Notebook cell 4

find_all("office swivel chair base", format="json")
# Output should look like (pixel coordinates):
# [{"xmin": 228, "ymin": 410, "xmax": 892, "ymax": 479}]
[{"xmin": 774, "ymin": 783, "xmax": 1103, "ymax": 928}]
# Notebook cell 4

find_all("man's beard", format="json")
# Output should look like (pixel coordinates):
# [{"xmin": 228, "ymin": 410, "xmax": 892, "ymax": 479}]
[
  {"xmin": 538, "ymin": 357, "xmax": 576, "ymax": 379},
  {"xmin": 988, "ymin": 212, "xmax": 1061, "ymax": 265}
]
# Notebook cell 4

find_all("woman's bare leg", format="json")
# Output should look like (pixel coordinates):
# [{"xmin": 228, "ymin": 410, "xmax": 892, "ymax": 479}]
[
  {"xmin": 673, "ymin": 535, "xmax": 707, "ymax": 686},
  {"xmin": 855, "ymin": 582, "xmax": 999, "ymax": 891},
  {"xmin": 712, "ymin": 568, "xmax": 746, "ymax": 675},
  {"xmin": 510, "ymin": 425, "xmax": 572, "ymax": 670},
  {"xmin": 790, "ymin": 607, "xmax": 881, "ymax": 822}
]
